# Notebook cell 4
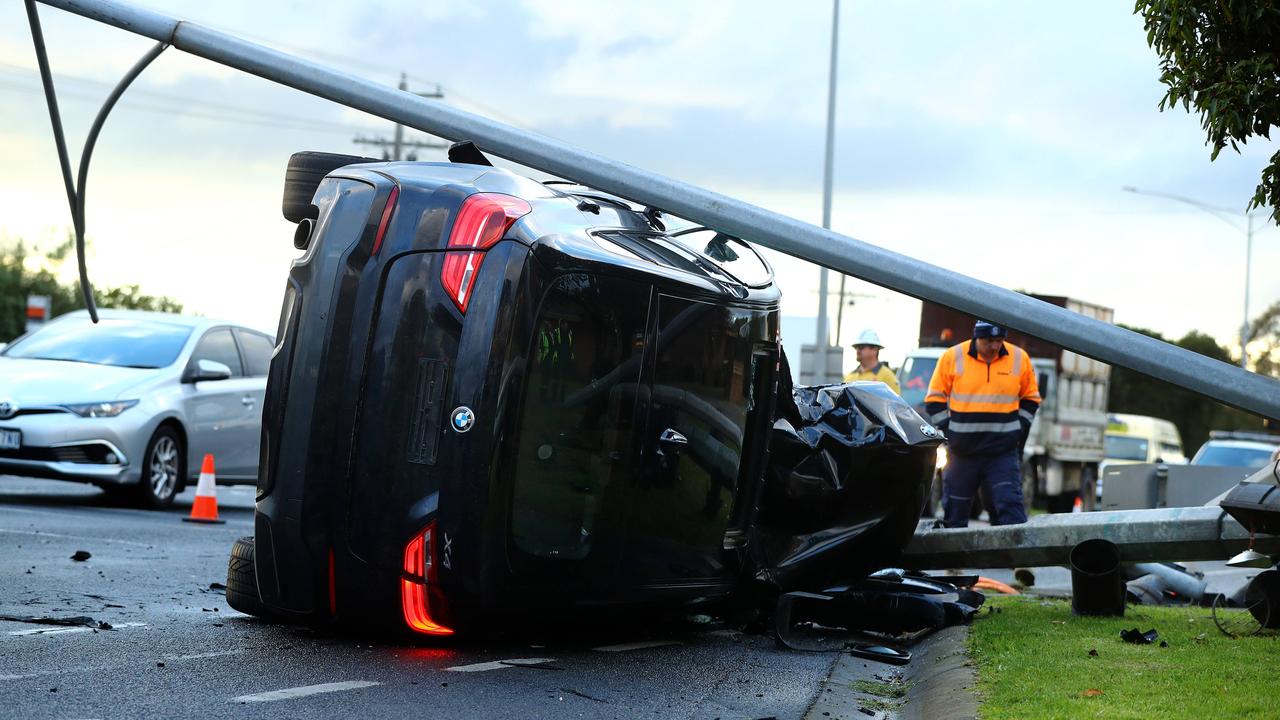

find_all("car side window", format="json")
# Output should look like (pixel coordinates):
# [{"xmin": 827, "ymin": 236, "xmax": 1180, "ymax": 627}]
[
  {"xmin": 236, "ymin": 330, "xmax": 274, "ymax": 377},
  {"xmin": 192, "ymin": 328, "xmax": 244, "ymax": 377}
]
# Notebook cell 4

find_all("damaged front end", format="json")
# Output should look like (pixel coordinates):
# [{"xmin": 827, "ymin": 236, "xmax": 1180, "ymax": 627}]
[{"xmin": 751, "ymin": 376, "xmax": 944, "ymax": 593}]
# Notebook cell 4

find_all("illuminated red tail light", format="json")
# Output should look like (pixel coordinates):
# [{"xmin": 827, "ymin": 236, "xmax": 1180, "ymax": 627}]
[
  {"xmin": 401, "ymin": 522, "xmax": 454, "ymax": 636},
  {"xmin": 440, "ymin": 193, "xmax": 531, "ymax": 313}
]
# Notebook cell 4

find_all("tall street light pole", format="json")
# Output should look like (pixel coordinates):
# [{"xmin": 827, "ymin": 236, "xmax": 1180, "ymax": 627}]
[
  {"xmin": 1123, "ymin": 186, "xmax": 1258, "ymax": 369},
  {"xmin": 815, "ymin": 0, "xmax": 840, "ymax": 382}
]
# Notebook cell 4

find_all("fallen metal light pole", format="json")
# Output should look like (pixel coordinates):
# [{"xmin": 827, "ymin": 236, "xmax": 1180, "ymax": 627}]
[
  {"xmin": 901, "ymin": 507, "xmax": 1280, "ymax": 569},
  {"xmin": 29, "ymin": 0, "xmax": 1280, "ymax": 420}
]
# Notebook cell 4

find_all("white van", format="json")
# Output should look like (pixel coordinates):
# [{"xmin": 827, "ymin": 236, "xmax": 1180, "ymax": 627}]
[{"xmin": 1103, "ymin": 413, "xmax": 1186, "ymax": 465}]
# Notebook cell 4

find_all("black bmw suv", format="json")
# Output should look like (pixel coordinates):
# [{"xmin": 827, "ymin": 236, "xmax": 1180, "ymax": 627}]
[{"xmin": 230, "ymin": 149, "xmax": 786, "ymax": 636}]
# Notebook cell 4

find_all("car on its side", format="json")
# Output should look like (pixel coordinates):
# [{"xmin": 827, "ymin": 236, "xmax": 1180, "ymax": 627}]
[
  {"xmin": 0, "ymin": 309, "xmax": 271, "ymax": 507},
  {"xmin": 1191, "ymin": 431, "xmax": 1280, "ymax": 471},
  {"xmin": 226, "ymin": 149, "xmax": 938, "ymax": 637}
]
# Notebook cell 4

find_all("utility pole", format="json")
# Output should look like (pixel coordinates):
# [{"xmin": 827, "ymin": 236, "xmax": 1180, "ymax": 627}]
[
  {"xmin": 1122, "ymin": 186, "xmax": 1260, "ymax": 369},
  {"xmin": 814, "ymin": 0, "xmax": 840, "ymax": 383},
  {"xmin": 353, "ymin": 73, "xmax": 448, "ymax": 160}
]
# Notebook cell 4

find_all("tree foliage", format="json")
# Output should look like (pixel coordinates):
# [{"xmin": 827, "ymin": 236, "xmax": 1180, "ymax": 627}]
[
  {"xmin": 1247, "ymin": 298, "xmax": 1280, "ymax": 376},
  {"xmin": 1, "ymin": 238, "xmax": 183, "ymax": 342},
  {"xmin": 1108, "ymin": 324, "xmax": 1261, "ymax": 452},
  {"xmin": 1135, "ymin": 1, "xmax": 1280, "ymax": 220}
]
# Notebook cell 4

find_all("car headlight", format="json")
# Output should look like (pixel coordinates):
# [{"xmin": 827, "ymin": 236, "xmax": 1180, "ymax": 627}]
[
  {"xmin": 936, "ymin": 445, "xmax": 948, "ymax": 470},
  {"xmin": 62, "ymin": 400, "xmax": 139, "ymax": 418}
]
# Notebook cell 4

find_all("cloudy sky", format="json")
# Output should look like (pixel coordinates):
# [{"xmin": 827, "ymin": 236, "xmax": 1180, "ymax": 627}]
[{"xmin": 1, "ymin": 1, "xmax": 1276, "ymax": 371}]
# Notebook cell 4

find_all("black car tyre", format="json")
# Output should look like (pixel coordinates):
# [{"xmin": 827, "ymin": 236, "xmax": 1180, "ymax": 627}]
[
  {"xmin": 134, "ymin": 426, "xmax": 183, "ymax": 509},
  {"xmin": 282, "ymin": 151, "xmax": 377, "ymax": 223},
  {"xmin": 226, "ymin": 536, "xmax": 270, "ymax": 617}
]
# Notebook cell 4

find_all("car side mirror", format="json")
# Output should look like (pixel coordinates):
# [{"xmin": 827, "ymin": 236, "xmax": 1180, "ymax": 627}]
[{"xmin": 186, "ymin": 359, "xmax": 232, "ymax": 383}]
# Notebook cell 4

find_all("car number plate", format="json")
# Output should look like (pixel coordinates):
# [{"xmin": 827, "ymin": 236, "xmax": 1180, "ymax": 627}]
[{"xmin": 0, "ymin": 428, "xmax": 19, "ymax": 450}]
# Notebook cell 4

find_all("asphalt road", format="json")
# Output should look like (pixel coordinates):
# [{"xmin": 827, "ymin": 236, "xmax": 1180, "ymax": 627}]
[{"xmin": 0, "ymin": 476, "xmax": 836, "ymax": 720}]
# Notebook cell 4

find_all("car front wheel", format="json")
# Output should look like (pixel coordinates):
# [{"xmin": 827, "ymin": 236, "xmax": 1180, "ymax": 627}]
[{"xmin": 135, "ymin": 427, "xmax": 184, "ymax": 508}]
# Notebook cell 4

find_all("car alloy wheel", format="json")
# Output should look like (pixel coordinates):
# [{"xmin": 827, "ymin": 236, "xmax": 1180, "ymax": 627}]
[
  {"xmin": 150, "ymin": 436, "xmax": 178, "ymax": 497},
  {"xmin": 140, "ymin": 430, "xmax": 183, "ymax": 507}
]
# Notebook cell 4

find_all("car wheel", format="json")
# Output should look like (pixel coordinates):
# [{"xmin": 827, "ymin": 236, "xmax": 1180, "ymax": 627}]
[
  {"xmin": 134, "ymin": 427, "xmax": 183, "ymax": 509},
  {"xmin": 226, "ymin": 536, "xmax": 271, "ymax": 618},
  {"xmin": 282, "ymin": 151, "xmax": 378, "ymax": 223}
]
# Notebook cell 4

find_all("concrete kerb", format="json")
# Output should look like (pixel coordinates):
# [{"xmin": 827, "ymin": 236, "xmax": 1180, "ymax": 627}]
[{"xmin": 804, "ymin": 625, "xmax": 979, "ymax": 720}]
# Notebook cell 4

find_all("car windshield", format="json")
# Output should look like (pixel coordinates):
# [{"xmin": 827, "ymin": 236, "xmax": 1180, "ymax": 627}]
[
  {"xmin": 1193, "ymin": 444, "xmax": 1276, "ymax": 469},
  {"xmin": 899, "ymin": 356, "xmax": 938, "ymax": 407},
  {"xmin": 2, "ymin": 318, "xmax": 193, "ymax": 369},
  {"xmin": 1105, "ymin": 435, "xmax": 1149, "ymax": 461}
]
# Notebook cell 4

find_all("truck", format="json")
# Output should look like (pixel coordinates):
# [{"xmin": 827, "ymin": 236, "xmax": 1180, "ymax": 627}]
[{"xmin": 900, "ymin": 296, "xmax": 1113, "ymax": 512}]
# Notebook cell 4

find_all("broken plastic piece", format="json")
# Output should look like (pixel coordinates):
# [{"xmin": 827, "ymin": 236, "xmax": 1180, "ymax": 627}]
[{"xmin": 1119, "ymin": 627, "xmax": 1159, "ymax": 644}]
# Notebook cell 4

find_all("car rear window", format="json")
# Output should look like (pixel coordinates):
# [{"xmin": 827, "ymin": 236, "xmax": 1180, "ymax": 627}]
[{"xmin": 2, "ymin": 318, "xmax": 193, "ymax": 369}]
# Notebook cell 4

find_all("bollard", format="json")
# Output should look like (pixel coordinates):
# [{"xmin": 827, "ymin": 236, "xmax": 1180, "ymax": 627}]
[{"xmin": 1069, "ymin": 539, "xmax": 1125, "ymax": 616}]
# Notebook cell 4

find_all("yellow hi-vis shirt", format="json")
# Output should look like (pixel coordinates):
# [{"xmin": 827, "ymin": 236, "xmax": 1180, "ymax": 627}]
[{"xmin": 844, "ymin": 362, "xmax": 900, "ymax": 395}]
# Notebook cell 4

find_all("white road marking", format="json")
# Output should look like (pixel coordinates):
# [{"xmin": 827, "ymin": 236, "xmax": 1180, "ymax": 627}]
[
  {"xmin": 592, "ymin": 640, "xmax": 682, "ymax": 653},
  {"xmin": 445, "ymin": 658, "xmax": 554, "ymax": 672},
  {"xmin": 0, "ymin": 527, "xmax": 154, "ymax": 548},
  {"xmin": 232, "ymin": 680, "xmax": 381, "ymax": 703},
  {"xmin": 165, "ymin": 649, "xmax": 244, "ymax": 661},
  {"xmin": 7, "ymin": 622, "xmax": 147, "ymax": 637}
]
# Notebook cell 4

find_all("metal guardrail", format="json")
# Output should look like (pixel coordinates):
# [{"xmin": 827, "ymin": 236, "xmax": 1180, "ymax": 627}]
[
  {"xmin": 29, "ymin": 0, "xmax": 1280, "ymax": 420},
  {"xmin": 902, "ymin": 507, "xmax": 1280, "ymax": 568}
]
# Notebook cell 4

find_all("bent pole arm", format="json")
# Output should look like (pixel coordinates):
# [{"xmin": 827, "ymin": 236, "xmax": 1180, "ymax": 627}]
[{"xmin": 31, "ymin": 0, "xmax": 1280, "ymax": 420}]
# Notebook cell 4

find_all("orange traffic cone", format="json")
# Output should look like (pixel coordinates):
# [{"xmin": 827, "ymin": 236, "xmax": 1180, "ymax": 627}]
[
  {"xmin": 183, "ymin": 454, "xmax": 224, "ymax": 524},
  {"xmin": 1072, "ymin": 496, "xmax": 1083, "ymax": 513}
]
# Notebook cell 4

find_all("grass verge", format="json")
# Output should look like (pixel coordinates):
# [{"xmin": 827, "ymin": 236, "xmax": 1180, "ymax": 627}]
[{"xmin": 969, "ymin": 596, "xmax": 1278, "ymax": 719}]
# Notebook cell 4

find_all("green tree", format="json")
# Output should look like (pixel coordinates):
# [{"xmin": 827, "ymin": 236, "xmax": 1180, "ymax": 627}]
[
  {"xmin": 1247, "ymin": 299, "xmax": 1280, "ymax": 376},
  {"xmin": 1135, "ymin": 1, "xmax": 1280, "ymax": 220},
  {"xmin": 1108, "ymin": 324, "xmax": 1258, "ymax": 452},
  {"xmin": 1, "ymin": 237, "xmax": 184, "ymax": 342}
]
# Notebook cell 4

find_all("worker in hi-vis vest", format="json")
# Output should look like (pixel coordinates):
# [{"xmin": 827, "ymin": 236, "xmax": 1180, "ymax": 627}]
[
  {"xmin": 925, "ymin": 321, "xmax": 1041, "ymax": 527},
  {"xmin": 843, "ymin": 329, "xmax": 900, "ymax": 394}
]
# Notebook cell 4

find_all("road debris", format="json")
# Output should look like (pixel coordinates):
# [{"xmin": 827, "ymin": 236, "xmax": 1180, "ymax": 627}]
[
  {"xmin": 0, "ymin": 614, "xmax": 98, "ymax": 628},
  {"xmin": 70, "ymin": 550, "xmax": 91, "ymax": 562},
  {"xmin": 1120, "ymin": 627, "xmax": 1159, "ymax": 645}
]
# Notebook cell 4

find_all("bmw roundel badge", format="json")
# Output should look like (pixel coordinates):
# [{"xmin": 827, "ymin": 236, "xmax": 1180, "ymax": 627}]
[{"xmin": 451, "ymin": 406, "xmax": 475, "ymax": 433}]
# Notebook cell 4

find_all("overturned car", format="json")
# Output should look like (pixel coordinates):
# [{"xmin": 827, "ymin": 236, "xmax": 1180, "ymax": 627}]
[{"xmin": 227, "ymin": 147, "xmax": 942, "ymax": 636}]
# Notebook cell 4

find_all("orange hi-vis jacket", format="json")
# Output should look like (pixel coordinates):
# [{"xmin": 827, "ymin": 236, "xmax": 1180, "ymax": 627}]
[{"xmin": 924, "ymin": 340, "xmax": 1041, "ymax": 456}]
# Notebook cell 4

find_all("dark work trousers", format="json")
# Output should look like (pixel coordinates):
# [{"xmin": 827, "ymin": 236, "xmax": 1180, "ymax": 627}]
[{"xmin": 942, "ymin": 448, "xmax": 1027, "ymax": 528}]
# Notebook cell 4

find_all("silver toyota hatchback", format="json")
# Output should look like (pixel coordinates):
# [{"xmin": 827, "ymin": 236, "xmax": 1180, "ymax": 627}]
[{"xmin": 0, "ymin": 309, "xmax": 270, "ymax": 507}]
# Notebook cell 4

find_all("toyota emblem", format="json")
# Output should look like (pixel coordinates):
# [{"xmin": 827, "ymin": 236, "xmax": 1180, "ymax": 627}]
[{"xmin": 0, "ymin": 399, "xmax": 16, "ymax": 420}]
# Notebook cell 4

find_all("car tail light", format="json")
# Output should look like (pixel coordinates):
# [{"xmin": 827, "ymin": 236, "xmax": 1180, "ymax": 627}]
[
  {"xmin": 401, "ymin": 522, "xmax": 454, "ymax": 636},
  {"xmin": 440, "ymin": 193, "xmax": 531, "ymax": 313},
  {"xmin": 371, "ymin": 186, "xmax": 400, "ymax": 255}
]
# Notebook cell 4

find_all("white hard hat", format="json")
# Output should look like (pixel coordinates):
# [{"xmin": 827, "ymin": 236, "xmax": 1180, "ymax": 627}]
[{"xmin": 852, "ymin": 329, "xmax": 883, "ymax": 348}]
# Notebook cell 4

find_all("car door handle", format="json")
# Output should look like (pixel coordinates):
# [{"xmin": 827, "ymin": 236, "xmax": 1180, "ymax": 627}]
[
  {"xmin": 659, "ymin": 428, "xmax": 688, "ymax": 446},
  {"xmin": 656, "ymin": 428, "xmax": 688, "ymax": 457}
]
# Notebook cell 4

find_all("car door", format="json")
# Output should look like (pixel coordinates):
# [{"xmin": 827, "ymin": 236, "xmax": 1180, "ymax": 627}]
[
  {"xmin": 182, "ymin": 327, "xmax": 256, "ymax": 479},
  {"xmin": 622, "ymin": 295, "xmax": 772, "ymax": 587},
  {"xmin": 232, "ymin": 328, "xmax": 273, "ymax": 479}
]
